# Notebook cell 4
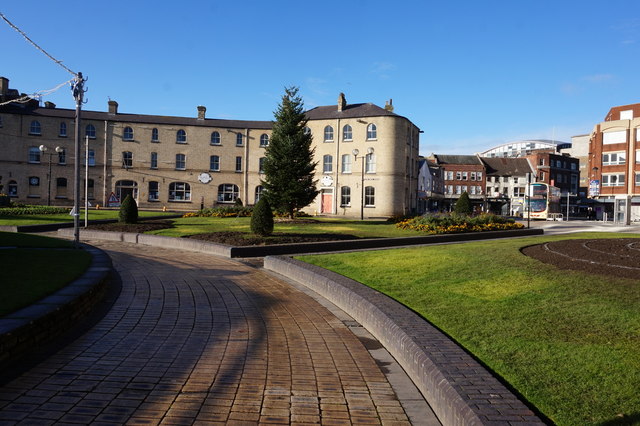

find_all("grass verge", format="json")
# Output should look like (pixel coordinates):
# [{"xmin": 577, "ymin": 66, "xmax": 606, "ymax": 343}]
[
  {"xmin": 298, "ymin": 232, "xmax": 640, "ymax": 426},
  {"xmin": 148, "ymin": 216, "xmax": 417, "ymax": 238},
  {"xmin": 0, "ymin": 232, "xmax": 92, "ymax": 316}
]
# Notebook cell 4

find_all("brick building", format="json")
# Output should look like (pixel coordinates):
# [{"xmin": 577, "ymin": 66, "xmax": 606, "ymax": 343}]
[{"xmin": 429, "ymin": 154, "xmax": 485, "ymax": 212}]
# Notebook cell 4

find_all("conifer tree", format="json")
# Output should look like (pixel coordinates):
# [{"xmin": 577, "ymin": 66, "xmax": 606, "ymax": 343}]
[
  {"xmin": 250, "ymin": 197, "xmax": 274, "ymax": 236},
  {"xmin": 262, "ymin": 87, "xmax": 319, "ymax": 219},
  {"xmin": 119, "ymin": 194, "xmax": 138, "ymax": 223},
  {"xmin": 454, "ymin": 191, "xmax": 473, "ymax": 215}
]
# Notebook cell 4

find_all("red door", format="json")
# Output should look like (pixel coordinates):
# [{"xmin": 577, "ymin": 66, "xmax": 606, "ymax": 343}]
[{"xmin": 321, "ymin": 193, "xmax": 333, "ymax": 213}]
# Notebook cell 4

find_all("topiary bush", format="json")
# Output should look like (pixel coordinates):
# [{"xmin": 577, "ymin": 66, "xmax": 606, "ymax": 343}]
[
  {"xmin": 454, "ymin": 191, "xmax": 473, "ymax": 215},
  {"xmin": 250, "ymin": 197, "xmax": 274, "ymax": 236},
  {"xmin": 119, "ymin": 194, "xmax": 138, "ymax": 224}
]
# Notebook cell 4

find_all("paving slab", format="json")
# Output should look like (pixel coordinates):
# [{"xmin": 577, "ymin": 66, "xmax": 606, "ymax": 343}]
[{"xmin": 0, "ymin": 240, "xmax": 434, "ymax": 425}]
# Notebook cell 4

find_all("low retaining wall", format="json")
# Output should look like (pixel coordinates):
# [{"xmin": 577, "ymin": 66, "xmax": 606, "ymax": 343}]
[
  {"xmin": 58, "ymin": 228, "xmax": 543, "ymax": 258},
  {"xmin": 264, "ymin": 256, "xmax": 545, "ymax": 426},
  {"xmin": 0, "ymin": 245, "xmax": 112, "ymax": 370}
]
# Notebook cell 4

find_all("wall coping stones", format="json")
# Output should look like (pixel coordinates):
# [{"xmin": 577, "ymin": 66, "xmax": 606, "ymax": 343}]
[
  {"xmin": 263, "ymin": 256, "xmax": 546, "ymax": 426},
  {"xmin": 0, "ymin": 243, "xmax": 112, "ymax": 371}
]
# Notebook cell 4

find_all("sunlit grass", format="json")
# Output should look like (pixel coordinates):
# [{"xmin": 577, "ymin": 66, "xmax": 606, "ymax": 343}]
[
  {"xmin": 0, "ymin": 209, "xmax": 175, "ymax": 225},
  {"xmin": 298, "ymin": 232, "xmax": 640, "ymax": 426}
]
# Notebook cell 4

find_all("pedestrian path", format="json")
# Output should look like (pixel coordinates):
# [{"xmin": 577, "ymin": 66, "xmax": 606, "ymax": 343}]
[{"xmin": 0, "ymin": 240, "xmax": 427, "ymax": 424}]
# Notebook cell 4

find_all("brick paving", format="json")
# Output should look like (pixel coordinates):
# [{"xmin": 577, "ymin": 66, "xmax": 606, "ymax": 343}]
[{"xmin": 0, "ymin": 240, "xmax": 414, "ymax": 425}]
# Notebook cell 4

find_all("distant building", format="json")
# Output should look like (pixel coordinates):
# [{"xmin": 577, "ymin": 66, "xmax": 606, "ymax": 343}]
[
  {"xmin": 429, "ymin": 154, "xmax": 486, "ymax": 212},
  {"xmin": 479, "ymin": 139, "xmax": 571, "ymax": 158},
  {"xmin": 588, "ymin": 103, "xmax": 640, "ymax": 223},
  {"xmin": 417, "ymin": 158, "xmax": 444, "ymax": 213},
  {"xmin": 481, "ymin": 157, "xmax": 533, "ymax": 216},
  {"xmin": 561, "ymin": 134, "xmax": 590, "ymax": 196},
  {"xmin": 0, "ymin": 78, "xmax": 420, "ymax": 218}
]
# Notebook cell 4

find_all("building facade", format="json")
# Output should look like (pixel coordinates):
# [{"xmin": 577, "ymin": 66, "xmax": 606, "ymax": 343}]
[
  {"xmin": 588, "ymin": 103, "xmax": 640, "ymax": 223},
  {"xmin": 416, "ymin": 158, "xmax": 444, "ymax": 213},
  {"xmin": 429, "ymin": 154, "xmax": 486, "ymax": 212},
  {"xmin": 482, "ymin": 157, "xmax": 533, "ymax": 216},
  {"xmin": 0, "ymin": 79, "xmax": 419, "ymax": 218}
]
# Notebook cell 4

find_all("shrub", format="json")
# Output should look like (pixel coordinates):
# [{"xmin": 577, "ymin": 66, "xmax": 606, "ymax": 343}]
[
  {"xmin": 0, "ymin": 194, "xmax": 10, "ymax": 208},
  {"xmin": 183, "ymin": 206, "xmax": 253, "ymax": 218},
  {"xmin": 250, "ymin": 198, "xmax": 274, "ymax": 236},
  {"xmin": 454, "ymin": 191, "xmax": 472, "ymax": 215},
  {"xmin": 0, "ymin": 205, "xmax": 69, "ymax": 215},
  {"xmin": 118, "ymin": 194, "xmax": 138, "ymax": 224}
]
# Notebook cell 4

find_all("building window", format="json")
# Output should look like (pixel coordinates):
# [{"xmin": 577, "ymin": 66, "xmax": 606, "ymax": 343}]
[
  {"xmin": 217, "ymin": 183, "xmax": 239, "ymax": 203},
  {"xmin": 150, "ymin": 152, "xmax": 158, "ymax": 169},
  {"xmin": 539, "ymin": 158, "xmax": 545, "ymax": 166},
  {"xmin": 366, "ymin": 123, "xmax": 377, "ymax": 140},
  {"xmin": 29, "ymin": 176, "xmax": 40, "ymax": 186},
  {"xmin": 58, "ymin": 148, "xmax": 66, "ymax": 165},
  {"xmin": 470, "ymin": 172, "xmax": 476, "ymax": 181},
  {"xmin": 259, "ymin": 157, "xmax": 265, "ymax": 173},
  {"xmin": 446, "ymin": 185, "xmax": 453, "ymax": 194},
  {"xmin": 476, "ymin": 185, "xmax": 482, "ymax": 195},
  {"xmin": 637, "ymin": 150, "xmax": 640, "ymax": 164},
  {"xmin": 169, "ymin": 182, "xmax": 191, "ymax": 201},
  {"xmin": 365, "ymin": 153, "xmax": 376, "ymax": 173},
  {"xmin": 602, "ymin": 152, "xmax": 626, "ymax": 165},
  {"xmin": 176, "ymin": 154, "xmax": 186, "ymax": 170},
  {"xmin": 636, "ymin": 173, "xmax": 640, "ymax": 186},
  {"xmin": 59, "ymin": 122, "xmax": 67, "ymax": 137},
  {"xmin": 341, "ymin": 154, "xmax": 352, "ymax": 173},
  {"xmin": 603, "ymin": 130, "xmax": 626, "ymax": 145},
  {"xmin": 210, "ymin": 155, "xmax": 220, "ymax": 172},
  {"xmin": 470, "ymin": 186, "xmax": 476, "ymax": 195},
  {"xmin": 122, "ymin": 151, "xmax": 133, "ymax": 168},
  {"xmin": 149, "ymin": 181, "xmax": 159, "ymax": 201},
  {"xmin": 602, "ymin": 173, "xmax": 625, "ymax": 187},
  {"xmin": 341, "ymin": 186, "xmax": 351, "ymax": 206},
  {"xmin": 123, "ymin": 126, "xmax": 134, "ymax": 141},
  {"xmin": 323, "ymin": 155, "xmax": 333, "ymax": 173},
  {"xmin": 235, "ymin": 156, "xmax": 242, "ymax": 172},
  {"xmin": 455, "ymin": 171, "xmax": 462, "ymax": 180},
  {"xmin": 324, "ymin": 125, "xmax": 334, "ymax": 142},
  {"xmin": 56, "ymin": 178, "xmax": 68, "ymax": 198},
  {"xmin": 255, "ymin": 185, "xmax": 264, "ymax": 202},
  {"xmin": 28, "ymin": 147, "xmax": 41, "ymax": 163},
  {"xmin": 86, "ymin": 124, "xmax": 96, "ymax": 139},
  {"xmin": 236, "ymin": 133, "xmax": 244, "ymax": 146},
  {"xmin": 88, "ymin": 149, "xmax": 95, "ymax": 166},
  {"xmin": 446, "ymin": 171, "xmax": 454, "ymax": 180},
  {"xmin": 455, "ymin": 185, "xmax": 462, "ymax": 195},
  {"xmin": 8, "ymin": 180, "xmax": 17, "ymax": 197},
  {"xmin": 364, "ymin": 186, "xmax": 375, "ymax": 206},
  {"xmin": 462, "ymin": 172, "xmax": 468, "ymax": 180},
  {"xmin": 211, "ymin": 131, "xmax": 221, "ymax": 145},
  {"xmin": 151, "ymin": 128, "xmax": 159, "ymax": 142},
  {"xmin": 343, "ymin": 125, "xmax": 353, "ymax": 141},
  {"xmin": 303, "ymin": 126, "xmax": 311, "ymax": 135},
  {"xmin": 29, "ymin": 120, "xmax": 41, "ymax": 135},
  {"xmin": 85, "ymin": 179, "xmax": 94, "ymax": 200},
  {"xmin": 176, "ymin": 129, "xmax": 187, "ymax": 143},
  {"xmin": 260, "ymin": 134, "xmax": 269, "ymax": 147},
  {"xmin": 115, "ymin": 180, "xmax": 138, "ymax": 202}
]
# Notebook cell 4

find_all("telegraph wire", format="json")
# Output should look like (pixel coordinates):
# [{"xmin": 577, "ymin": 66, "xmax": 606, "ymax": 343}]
[
  {"xmin": 0, "ymin": 12, "xmax": 77, "ymax": 76},
  {"xmin": 0, "ymin": 78, "xmax": 75, "ymax": 106}
]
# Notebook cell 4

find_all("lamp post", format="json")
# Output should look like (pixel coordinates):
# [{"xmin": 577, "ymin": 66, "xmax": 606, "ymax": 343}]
[
  {"xmin": 39, "ymin": 145, "xmax": 63, "ymax": 206},
  {"xmin": 352, "ymin": 147, "xmax": 374, "ymax": 220}
]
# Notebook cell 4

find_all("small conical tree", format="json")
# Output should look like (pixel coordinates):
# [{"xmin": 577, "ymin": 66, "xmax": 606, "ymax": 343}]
[
  {"xmin": 119, "ymin": 194, "xmax": 138, "ymax": 224},
  {"xmin": 251, "ymin": 197, "xmax": 274, "ymax": 236},
  {"xmin": 454, "ymin": 191, "xmax": 472, "ymax": 215}
]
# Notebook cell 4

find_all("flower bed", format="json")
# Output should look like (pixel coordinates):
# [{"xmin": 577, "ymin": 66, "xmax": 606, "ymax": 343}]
[{"xmin": 397, "ymin": 213, "xmax": 524, "ymax": 234}]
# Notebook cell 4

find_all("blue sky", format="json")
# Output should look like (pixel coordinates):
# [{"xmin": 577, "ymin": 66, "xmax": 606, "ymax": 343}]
[{"xmin": 2, "ymin": 1, "xmax": 640, "ymax": 155}]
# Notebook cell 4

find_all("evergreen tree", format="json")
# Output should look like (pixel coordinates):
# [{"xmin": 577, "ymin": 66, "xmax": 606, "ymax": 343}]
[
  {"xmin": 250, "ymin": 197, "xmax": 274, "ymax": 236},
  {"xmin": 454, "ymin": 191, "xmax": 472, "ymax": 215},
  {"xmin": 119, "ymin": 194, "xmax": 138, "ymax": 224},
  {"xmin": 262, "ymin": 86, "xmax": 319, "ymax": 219}
]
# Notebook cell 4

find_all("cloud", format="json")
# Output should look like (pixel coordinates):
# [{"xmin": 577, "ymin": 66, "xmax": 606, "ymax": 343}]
[{"xmin": 370, "ymin": 62, "xmax": 397, "ymax": 80}]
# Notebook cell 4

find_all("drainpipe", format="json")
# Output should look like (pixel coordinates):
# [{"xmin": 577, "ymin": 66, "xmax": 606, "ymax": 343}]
[
  {"xmin": 103, "ymin": 120, "xmax": 108, "ymax": 206},
  {"xmin": 244, "ymin": 128, "xmax": 249, "ymax": 204}
]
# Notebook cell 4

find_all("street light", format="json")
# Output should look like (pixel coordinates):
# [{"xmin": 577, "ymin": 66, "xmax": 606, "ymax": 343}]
[
  {"xmin": 39, "ymin": 144, "xmax": 63, "ymax": 206},
  {"xmin": 352, "ymin": 147, "xmax": 374, "ymax": 220}
]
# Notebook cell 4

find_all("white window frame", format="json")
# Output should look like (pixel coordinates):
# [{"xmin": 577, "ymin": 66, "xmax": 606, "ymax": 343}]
[
  {"xmin": 150, "ymin": 152, "xmax": 158, "ymax": 169},
  {"xmin": 323, "ymin": 155, "xmax": 333, "ymax": 173},
  {"xmin": 259, "ymin": 134, "xmax": 269, "ymax": 147},
  {"xmin": 211, "ymin": 131, "xmax": 221, "ymax": 145},
  {"xmin": 169, "ymin": 182, "xmax": 191, "ymax": 201},
  {"xmin": 602, "ymin": 173, "xmax": 625, "ymax": 187},
  {"xmin": 603, "ymin": 130, "xmax": 626, "ymax": 145},
  {"xmin": 324, "ymin": 126, "xmax": 334, "ymax": 142},
  {"xmin": 602, "ymin": 151, "xmax": 626, "ymax": 165},
  {"xmin": 235, "ymin": 156, "xmax": 242, "ymax": 172},
  {"xmin": 29, "ymin": 120, "xmax": 42, "ymax": 135},
  {"xmin": 341, "ymin": 154, "xmax": 352, "ymax": 173},
  {"xmin": 364, "ymin": 186, "xmax": 375, "ymax": 206},
  {"xmin": 341, "ymin": 186, "xmax": 351, "ymax": 206},
  {"xmin": 366, "ymin": 123, "xmax": 377, "ymax": 140},
  {"xmin": 342, "ymin": 125, "xmax": 353, "ymax": 141},
  {"xmin": 210, "ymin": 155, "xmax": 220, "ymax": 172},
  {"xmin": 365, "ymin": 153, "xmax": 376, "ymax": 173},
  {"xmin": 175, "ymin": 153, "xmax": 186, "ymax": 170},
  {"xmin": 123, "ymin": 126, "xmax": 134, "ymax": 141},
  {"xmin": 176, "ymin": 129, "xmax": 187, "ymax": 143}
]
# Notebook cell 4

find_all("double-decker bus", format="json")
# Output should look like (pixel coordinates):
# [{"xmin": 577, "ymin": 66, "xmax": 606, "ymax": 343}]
[{"xmin": 523, "ymin": 183, "xmax": 561, "ymax": 220}]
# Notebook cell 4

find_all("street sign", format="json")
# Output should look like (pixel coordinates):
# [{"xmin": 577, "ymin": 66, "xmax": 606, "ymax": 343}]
[
  {"xmin": 107, "ymin": 192, "xmax": 120, "ymax": 207},
  {"xmin": 589, "ymin": 180, "xmax": 600, "ymax": 197}
]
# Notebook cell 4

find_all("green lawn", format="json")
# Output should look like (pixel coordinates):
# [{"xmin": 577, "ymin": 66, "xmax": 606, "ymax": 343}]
[
  {"xmin": 149, "ymin": 216, "xmax": 417, "ymax": 238},
  {"xmin": 0, "ymin": 209, "xmax": 176, "ymax": 226},
  {"xmin": 298, "ymin": 232, "xmax": 640, "ymax": 426},
  {"xmin": 0, "ymin": 232, "xmax": 91, "ymax": 316}
]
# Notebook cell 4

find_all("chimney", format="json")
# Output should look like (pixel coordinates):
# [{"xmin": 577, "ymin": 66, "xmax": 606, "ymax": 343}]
[
  {"xmin": 384, "ymin": 99, "xmax": 394, "ymax": 112},
  {"xmin": 0, "ymin": 77, "xmax": 9, "ymax": 97},
  {"xmin": 197, "ymin": 105, "xmax": 206, "ymax": 120},
  {"xmin": 44, "ymin": 101, "xmax": 56, "ymax": 109},
  {"xmin": 108, "ymin": 100, "xmax": 118, "ymax": 115},
  {"xmin": 337, "ymin": 93, "xmax": 347, "ymax": 112}
]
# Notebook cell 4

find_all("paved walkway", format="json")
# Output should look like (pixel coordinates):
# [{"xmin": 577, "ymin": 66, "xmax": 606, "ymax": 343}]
[{"xmin": 0, "ymin": 240, "xmax": 427, "ymax": 425}]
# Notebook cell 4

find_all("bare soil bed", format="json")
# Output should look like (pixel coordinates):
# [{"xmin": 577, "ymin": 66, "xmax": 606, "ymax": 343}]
[{"xmin": 522, "ymin": 238, "xmax": 640, "ymax": 280}]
